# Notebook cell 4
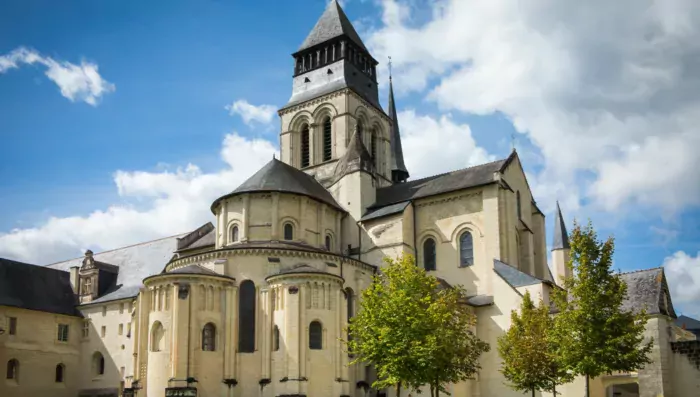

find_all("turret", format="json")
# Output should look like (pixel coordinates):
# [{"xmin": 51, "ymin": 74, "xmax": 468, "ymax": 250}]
[
  {"xmin": 388, "ymin": 76, "xmax": 409, "ymax": 183},
  {"xmin": 551, "ymin": 202, "xmax": 571, "ymax": 286}
]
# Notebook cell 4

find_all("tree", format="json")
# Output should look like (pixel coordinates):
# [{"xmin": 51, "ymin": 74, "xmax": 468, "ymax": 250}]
[
  {"xmin": 498, "ymin": 290, "xmax": 572, "ymax": 397},
  {"xmin": 551, "ymin": 220, "xmax": 653, "ymax": 397},
  {"xmin": 344, "ymin": 254, "xmax": 489, "ymax": 396}
]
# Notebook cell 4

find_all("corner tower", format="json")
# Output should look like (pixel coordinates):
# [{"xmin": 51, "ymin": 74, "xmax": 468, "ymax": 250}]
[
  {"xmin": 277, "ymin": 0, "xmax": 393, "ymax": 187},
  {"xmin": 551, "ymin": 202, "xmax": 571, "ymax": 286}
]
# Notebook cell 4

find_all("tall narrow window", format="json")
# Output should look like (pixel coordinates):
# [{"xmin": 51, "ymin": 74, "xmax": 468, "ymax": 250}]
[
  {"xmin": 459, "ymin": 232, "xmax": 474, "ymax": 267},
  {"xmin": 346, "ymin": 288, "xmax": 354, "ymax": 344},
  {"xmin": 323, "ymin": 117, "xmax": 332, "ymax": 161},
  {"xmin": 8, "ymin": 317, "xmax": 16, "ymax": 335},
  {"xmin": 57, "ymin": 324, "xmax": 69, "ymax": 342},
  {"xmin": 284, "ymin": 223, "xmax": 294, "ymax": 241},
  {"xmin": 82, "ymin": 320, "xmax": 90, "ymax": 338},
  {"xmin": 357, "ymin": 121, "xmax": 363, "ymax": 141},
  {"xmin": 370, "ymin": 129, "xmax": 377, "ymax": 167},
  {"xmin": 309, "ymin": 321, "xmax": 323, "ymax": 350},
  {"xmin": 202, "ymin": 323, "xmax": 216, "ymax": 351},
  {"xmin": 55, "ymin": 364, "xmax": 65, "ymax": 383},
  {"xmin": 230, "ymin": 225, "xmax": 239, "ymax": 242},
  {"xmin": 273, "ymin": 325, "xmax": 280, "ymax": 351},
  {"xmin": 238, "ymin": 280, "xmax": 256, "ymax": 353},
  {"xmin": 150, "ymin": 322, "xmax": 164, "ymax": 352},
  {"xmin": 325, "ymin": 235, "xmax": 332, "ymax": 251},
  {"xmin": 6, "ymin": 359, "xmax": 18, "ymax": 380},
  {"xmin": 423, "ymin": 238, "xmax": 436, "ymax": 271},
  {"xmin": 301, "ymin": 124, "xmax": 310, "ymax": 168},
  {"xmin": 516, "ymin": 191, "xmax": 522, "ymax": 219}
]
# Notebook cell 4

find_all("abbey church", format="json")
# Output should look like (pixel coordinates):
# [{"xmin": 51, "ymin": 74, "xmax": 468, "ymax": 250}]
[{"xmin": 1, "ymin": 1, "xmax": 699, "ymax": 397}]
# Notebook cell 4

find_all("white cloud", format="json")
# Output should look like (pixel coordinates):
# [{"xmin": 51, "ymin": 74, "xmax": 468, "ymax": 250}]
[
  {"xmin": 366, "ymin": 0, "xmax": 700, "ymax": 214},
  {"xmin": 398, "ymin": 110, "xmax": 494, "ymax": 179},
  {"xmin": 0, "ymin": 133, "xmax": 277, "ymax": 265},
  {"xmin": 663, "ymin": 251, "xmax": 700, "ymax": 316},
  {"xmin": 0, "ymin": 47, "xmax": 114, "ymax": 105},
  {"xmin": 226, "ymin": 100, "xmax": 277, "ymax": 126}
]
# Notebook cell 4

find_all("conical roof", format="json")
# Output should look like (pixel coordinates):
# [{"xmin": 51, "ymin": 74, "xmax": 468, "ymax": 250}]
[
  {"xmin": 333, "ymin": 129, "xmax": 375, "ymax": 182},
  {"xmin": 297, "ymin": 0, "xmax": 368, "ymax": 53},
  {"xmin": 211, "ymin": 158, "xmax": 344, "ymax": 212},
  {"xmin": 552, "ymin": 201, "xmax": 570, "ymax": 250},
  {"xmin": 388, "ymin": 78, "xmax": 409, "ymax": 181}
]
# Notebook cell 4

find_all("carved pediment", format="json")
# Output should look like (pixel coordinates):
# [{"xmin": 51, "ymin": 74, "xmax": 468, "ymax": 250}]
[{"xmin": 81, "ymin": 250, "xmax": 96, "ymax": 271}]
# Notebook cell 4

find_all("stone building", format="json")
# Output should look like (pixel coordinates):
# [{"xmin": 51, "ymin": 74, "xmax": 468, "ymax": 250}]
[{"xmin": 1, "ymin": 1, "xmax": 699, "ymax": 396}]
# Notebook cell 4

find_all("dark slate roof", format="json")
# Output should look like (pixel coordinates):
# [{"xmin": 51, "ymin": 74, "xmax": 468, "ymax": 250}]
[
  {"xmin": 620, "ymin": 267, "xmax": 676, "ymax": 317},
  {"xmin": 388, "ymin": 78, "xmax": 409, "ymax": 180},
  {"xmin": 46, "ymin": 234, "xmax": 184, "ymax": 304},
  {"xmin": 552, "ymin": 201, "xmax": 570, "ymax": 250},
  {"xmin": 212, "ymin": 158, "xmax": 345, "ymax": 212},
  {"xmin": 297, "ymin": 0, "xmax": 368, "ymax": 54},
  {"xmin": 467, "ymin": 295, "xmax": 495, "ymax": 307},
  {"xmin": 372, "ymin": 157, "xmax": 508, "ymax": 208},
  {"xmin": 177, "ymin": 222, "xmax": 215, "ymax": 251},
  {"xmin": 0, "ymin": 258, "xmax": 81, "ymax": 317},
  {"xmin": 676, "ymin": 315, "xmax": 700, "ymax": 331},
  {"xmin": 493, "ymin": 259, "xmax": 543, "ymax": 288},
  {"xmin": 177, "ymin": 227, "xmax": 216, "ymax": 252},
  {"xmin": 360, "ymin": 201, "xmax": 410, "ymax": 222},
  {"xmin": 333, "ymin": 130, "xmax": 375, "ymax": 182}
]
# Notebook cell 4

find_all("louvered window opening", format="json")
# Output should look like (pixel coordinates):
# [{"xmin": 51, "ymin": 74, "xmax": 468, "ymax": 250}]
[
  {"xmin": 301, "ymin": 125, "xmax": 310, "ymax": 168},
  {"xmin": 323, "ymin": 118, "xmax": 332, "ymax": 161}
]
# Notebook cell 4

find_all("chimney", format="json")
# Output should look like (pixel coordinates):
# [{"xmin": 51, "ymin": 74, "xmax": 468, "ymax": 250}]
[{"xmin": 69, "ymin": 266, "xmax": 80, "ymax": 294}]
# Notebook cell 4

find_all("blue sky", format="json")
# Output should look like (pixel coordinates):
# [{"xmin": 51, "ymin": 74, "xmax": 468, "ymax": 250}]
[{"xmin": 1, "ymin": 0, "xmax": 699, "ymax": 317}]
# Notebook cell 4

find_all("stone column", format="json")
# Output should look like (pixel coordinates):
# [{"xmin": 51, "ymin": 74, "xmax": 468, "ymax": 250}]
[
  {"xmin": 221, "ymin": 200, "xmax": 229, "ymax": 246},
  {"xmin": 271, "ymin": 193, "xmax": 280, "ymax": 240},
  {"xmin": 241, "ymin": 194, "xmax": 249, "ymax": 242}
]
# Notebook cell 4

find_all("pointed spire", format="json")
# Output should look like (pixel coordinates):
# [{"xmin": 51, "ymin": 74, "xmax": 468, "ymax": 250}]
[
  {"xmin": 552, "ymin": 201, "xmax": 570, "ymax": 250},
  {"xmin": 388, "ymin": 73, "xmax": 409, "ymax": 183},
  {"xmin": 297, "ymin": 0, "xmax": 368, "ymax": 53},
  {"xmin": 333, "ymin": 128, "xmax": 375, "ymax": 182}
]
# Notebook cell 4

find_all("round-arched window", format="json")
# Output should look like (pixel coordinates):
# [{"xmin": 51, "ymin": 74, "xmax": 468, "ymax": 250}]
[{"xmin": 459, "ymin": 232, "xmax": 474, "ymax": 267}]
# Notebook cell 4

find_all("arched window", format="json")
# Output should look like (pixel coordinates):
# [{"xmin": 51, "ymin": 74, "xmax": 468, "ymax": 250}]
[
  {"xmin": 273, "ymin": 325, "xmax": 280, "ymax": 352},
  {"xmin": 325, "ymin": 234, "xmax": 332, "ymax": 251},
  {"xmin": 238, "ymin": 280, "xmax": 256, "ymax": 353},
  {"xmin": 309, "ymin": 321, "xmax": 323, "ymax": 350},
  {"xmin": 230, "ymin": 225, "xmax": 239, "ymax": 242},
  {"xmin": 55, "ymin": 364, "xmax": 65, "ymax": 383},
  {"xmin": 284, "ymin": 223, "xmax": 294, "ymax": 241},
  {"xmin": 92, "ymin": 352, "xmax": 105, "ymax": 376},
  {"xmin": 150, "ymin": 322, "xmax": 165, "ymax": 352},
  {"xmin": 345, "ymin": 288, "xmax": 354, "ymax": 343},
  {"xmin": 516, "ymin": 191, "xmax": 521, "ymax": 219},
  {"xmin": 202, "ymin": 323, "xmax": 216, "ymax": 351},
  {"xmin": 323, "ymin": 117, "xmax": 332, "ymax": 161},
  {"xmin": 6, "ymin": 359, "xmax": 18, "ymax": 380},
  {"xmin": 459, "ymin": 232, "xmax": 474, "ymax": 267},
  {"xmin": 423, "ymin": 238, "xmax": 436, "ymax": 271},
  {"xmin": 301, "ymin": 124, "xmax": 310, "ymax": 168}
]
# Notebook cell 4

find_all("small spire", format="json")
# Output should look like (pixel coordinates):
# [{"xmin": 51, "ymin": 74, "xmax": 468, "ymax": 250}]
[
  {"xmin": 388, "ymin": 72, "xmax": 409, "ymax": 183},
  {"xmin": 388, "ymin": 55, "xmax": 393, "ymax": 82},
  {"xmin": 552, "ymin": 201, "xmax": 570, "ymax": 250}
]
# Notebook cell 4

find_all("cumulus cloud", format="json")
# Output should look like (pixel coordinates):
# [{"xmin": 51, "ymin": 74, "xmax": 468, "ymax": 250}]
[
  {"xmin": 0, "ymin": 47, "xmax": 115, "ymax": 105},
  {"xmin": 663, "ymin": 251, "xmax": 700, "ymax": 316},
  {"xmin": 0, "ymin": 133, "xmax": 277, "ymax": 264},
  {"xmin": 366, "ymin": 0, "xmax": 700, "ymax": 214},
  {"xmin": 226, "ymin": 99, "xmax": 277, "ymax": 126},
  {"xmin": 398, "ymin": 110, "xmax": 494, "ymax": 179}
]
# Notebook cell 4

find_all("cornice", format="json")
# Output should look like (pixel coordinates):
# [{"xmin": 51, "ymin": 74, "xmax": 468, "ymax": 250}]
[{"xmin": 415, "ymin": 191, "xmax": 483, "ymax": 208}]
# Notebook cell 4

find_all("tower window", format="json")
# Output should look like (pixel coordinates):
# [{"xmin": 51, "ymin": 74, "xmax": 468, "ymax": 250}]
[
  {"xmin": 325, "ymin": 235, "xmax": 332, "ymax": 251},
  {"xmin": 423, "ymin": 238, "xmax": 436, "ymax": 271},
  {"xmin": 284, "ymin": 223, "xmax": 294, "ymax": 241},
  {"xmin": 370, "ymin": 129, "xmax": 377, "ymax": 167},
  {"xmin": 238, "ymin": 280, "xmax": 256, "ymax": 353},
  {"xmin": 323, "ymin": 117, "xmax": 332, "ymax": 161},
  {"xmin": 459, "ymin": 232, "xmax": 474, "ymax": 267},
  {"xmin": 309, "ymin": 321, "xmax": 323, "ymax": 350},
  {"xmin": 273, "ymin": 325, "xmax": 280, "ymax": 351},
  {"xmin": 301, "ymin": 124, "xmax": 310, "ymax": 168},
  {"xmin": 202, "ymin": 323, "xmax": 216, "ymax": 351},
  {"xmin": 230, "ymin": 225, "xmax": 239, "ymax": 242},
  {"xmin": 516, "ymin": 191, "xmax": 522, "ymax": 220}
]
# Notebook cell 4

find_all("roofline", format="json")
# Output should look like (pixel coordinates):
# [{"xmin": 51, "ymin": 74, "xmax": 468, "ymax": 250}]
[
  {"xmin": 143, "ymin": 271, "xmax": 236, "ymax": 284},
  {"xmin": 210, "ymin": 189, "xmax": 347, "ymax": 214},
  {"xmin": 619, "ymin": 266, "xmax": 664, "ymax": 275},
  {"xmin": 176, "ymin": 243, "xmax": 216, "ymax": 253},
  {"xmin": 0, "ymin": 303, "xmax": 83, "ymax": 318},
  {"xmin": 266, "ymin": 271, "xmax": 344, "ymax": 282},
  {"xmin": 78, "ymin": 295, "xmax": 137, "ymax": 308},
  {"xmin": 371, "ymin": 180, "xmax": 498, "ymax": 210}
]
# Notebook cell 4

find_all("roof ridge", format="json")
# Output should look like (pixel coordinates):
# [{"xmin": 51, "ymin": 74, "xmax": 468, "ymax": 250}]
[
  {"xmin": 45, "ymin": 231, "xmax": 188, "ymax": 266},
  {"xmin": 1, "ymin": 257, "xmax": 70, "ymax": 274},
  {"xmin": 620, "ymin": 266, "xmax": 664, "ymax": 275},
  {"xmin": 382, "ymin": 155, "xmax": 508, "ymax": 188}
]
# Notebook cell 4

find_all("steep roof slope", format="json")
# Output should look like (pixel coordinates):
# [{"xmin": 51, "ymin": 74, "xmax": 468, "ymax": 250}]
[
  {"xmin": 620, "ymin": 267, "xmax": 676, "ymax": 317},
  {"xmin": 297, "ymin": 0, "xmax": 368, "ymax": 53},
  {"xmin": 0, "ymin": 258, "xmax": 81, "ymax": 316}
]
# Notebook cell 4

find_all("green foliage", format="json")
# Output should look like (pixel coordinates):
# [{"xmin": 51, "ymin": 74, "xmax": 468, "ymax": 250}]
[
  {"xmin": 498, "ymin": 291, "xmax": 572, "ymax": 396},
  {"xmin": 344, "ymin": 254, "xmax": 489, "ymax": 395},
  {"xmin": 551, "ymin": 220, "xmax": 653, "ymax": 390}
]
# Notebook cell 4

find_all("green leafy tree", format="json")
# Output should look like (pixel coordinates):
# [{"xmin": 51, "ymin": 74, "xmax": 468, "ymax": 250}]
[
  {"xmin": 551, "ymin": 220, "xmax": 653, "ymax": 397},
  {"xmin": 344, "ymin": 254, "xmax": 489, "ymax": 396},
  {"xmin": 498, "ymin": 290, "xmax": 572, "ymax": 397}
]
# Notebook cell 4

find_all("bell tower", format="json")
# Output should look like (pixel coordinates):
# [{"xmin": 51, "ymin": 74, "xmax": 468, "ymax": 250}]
[{"xmin": 277, "ymin": 0, "xmax": 406, "ymax": 187}]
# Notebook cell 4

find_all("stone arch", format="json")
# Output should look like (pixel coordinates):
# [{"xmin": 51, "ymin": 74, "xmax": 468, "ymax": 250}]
[
  {"xmin": 201, "ymin": 322, "xmax": 217, "ymax": 351},
  {"xmin": 92, "ymin": 352, "xmax": 105, "ymax": 376},
  {"xmin": 279, "ymin": 216, "xmax": 300, "ymax": 241},
  {"xmin": 289, "ymin": 110, "xmax": 313, "ymax": 132},
  {"xmin": 420, "ymin": 234, "xmax": 438, "ymax": 271},
  {"xmin": 150, "ymin": 321, "xmax": 165, "ymax": 352},
  {"xmin": 309, "ymin": 320, "xmax": 324, "ymax": 350},
  {"xmin": 448, "ymin": 221, "xmax": 485, "ymax": 241},
  {"xmin": 312, "ymin": 103, "xmax": 338, "ymax": 120}
]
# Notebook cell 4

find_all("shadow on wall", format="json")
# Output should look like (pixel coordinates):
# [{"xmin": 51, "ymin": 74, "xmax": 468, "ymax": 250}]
[{"xmin": 79, "ymin": 317, "xmax": 125, "ymax": 397}]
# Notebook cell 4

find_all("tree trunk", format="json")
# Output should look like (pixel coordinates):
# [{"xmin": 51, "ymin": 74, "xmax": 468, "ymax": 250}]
[
  {"xmin": 584, "ymin": 375, "xmax": 589, "ymax": 397},
  {"xmin": 532, "ymin": 388, "xmax": 535, "ymax": 397},
  {"xmin": 397, "ymin": 381, "xmax": 402, "ymax": 396},
  {"xmin": 553, "ymin": 383, "xmax": 557, "ymax": 396}
]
